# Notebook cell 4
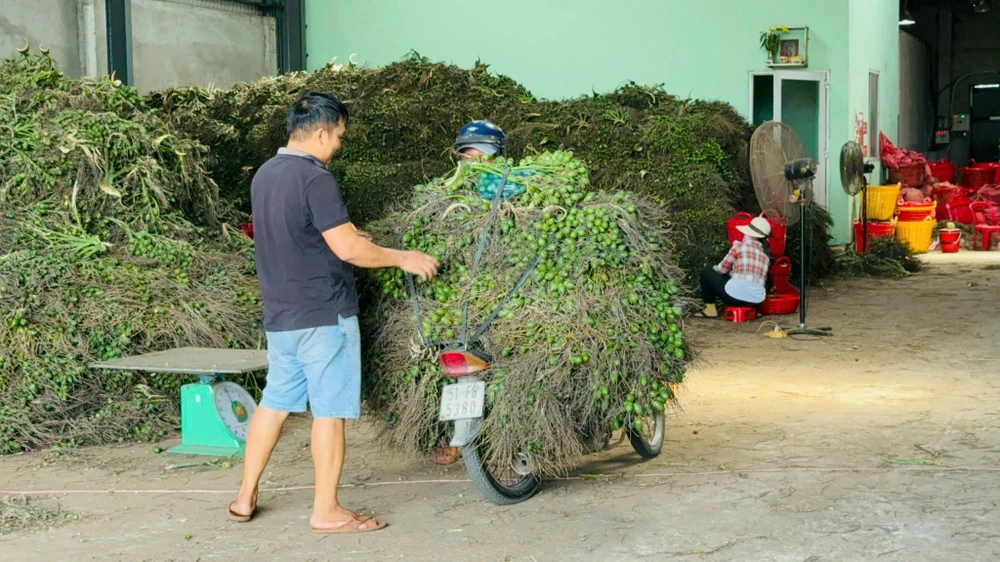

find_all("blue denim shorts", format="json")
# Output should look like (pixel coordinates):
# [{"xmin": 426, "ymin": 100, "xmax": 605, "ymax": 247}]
[{"xmin": 260, "ymin": 316, "xmax": 361, "ymax": 419}]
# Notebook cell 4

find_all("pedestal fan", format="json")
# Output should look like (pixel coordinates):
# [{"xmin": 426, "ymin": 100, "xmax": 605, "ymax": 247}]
[
  {"xmin": 840, "ymin": 141, "xmax": 876, "ymax": 251},
  {"xmin": 749, "ymin": 121, "xmax": 832, "ymax": 337}
]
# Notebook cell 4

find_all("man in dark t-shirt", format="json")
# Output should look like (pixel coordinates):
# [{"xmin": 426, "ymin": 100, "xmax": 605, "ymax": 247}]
[{"xmin": 228, "ymin": 92, "xmax": 438, "ymax": 533}]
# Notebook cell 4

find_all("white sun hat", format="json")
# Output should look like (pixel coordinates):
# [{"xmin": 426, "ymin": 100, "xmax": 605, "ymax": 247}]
[{"xmin": 736, "ymin": 216, "xmax": 771, "ymax": 239}]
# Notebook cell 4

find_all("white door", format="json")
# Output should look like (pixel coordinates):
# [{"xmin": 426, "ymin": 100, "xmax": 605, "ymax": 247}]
[{"xmin": 749, "ymin": 71, "xmax": 830, "ymax": 208}]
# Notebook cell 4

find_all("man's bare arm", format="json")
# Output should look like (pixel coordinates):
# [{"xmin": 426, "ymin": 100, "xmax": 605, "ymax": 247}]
[{"xmin": 322, "ymin": 223, "xmax": 438, "ymax": 280}]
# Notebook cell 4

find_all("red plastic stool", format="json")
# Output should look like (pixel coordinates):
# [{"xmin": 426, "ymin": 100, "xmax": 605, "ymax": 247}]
[{"xmin": 724, "ymin": 307, "xmax": 758, "ymax": 323}]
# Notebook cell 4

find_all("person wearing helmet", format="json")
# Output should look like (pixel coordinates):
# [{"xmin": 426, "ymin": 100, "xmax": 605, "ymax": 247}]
[
  {"xmin": 429, "ymin": 121, "xmax": 506, "ymax": 467},
  {"xmin": 454, "ymin": 120, "xmax": 505, "ymax": 161}
]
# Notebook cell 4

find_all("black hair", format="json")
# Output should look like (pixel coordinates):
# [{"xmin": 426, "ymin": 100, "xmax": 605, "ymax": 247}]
[
  {"xmin": 760, "ymin": 234, "xmax": 773, "ymax": 261},
  {"xmin": 743, "ymin": 221, "xmax": 773, "ymax": 261},
  {"xmin": 759, "ymin": 235, "xmax": 773, "ymax": 292},
  {"xmin": 286, "ymin": 91, "xmax": 349, "ymax": 138}
]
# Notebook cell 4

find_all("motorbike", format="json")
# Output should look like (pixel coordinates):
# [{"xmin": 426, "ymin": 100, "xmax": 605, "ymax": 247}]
[
  {"xmin": 437, "ymin": 346, "xmax": 665, "ymax": 505},
  {"xmin": 407, "ymin": 165, "xmax": 666, "ymax": 505}
]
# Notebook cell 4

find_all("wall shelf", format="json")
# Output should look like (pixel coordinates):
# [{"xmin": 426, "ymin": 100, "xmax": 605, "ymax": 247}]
[{"xmin": 764, "ymin": 26, "xmax": 809, "ymax": 68}]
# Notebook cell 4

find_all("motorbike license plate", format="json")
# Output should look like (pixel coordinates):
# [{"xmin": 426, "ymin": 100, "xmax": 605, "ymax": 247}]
[{"xmin": 438, "ymin": 381, "xmax": 486, "ymax": 421}]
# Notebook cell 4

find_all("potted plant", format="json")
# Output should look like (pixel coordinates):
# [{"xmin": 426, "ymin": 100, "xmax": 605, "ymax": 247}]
[{"xmin": 759, "ymin": 27, "xmax": 789, "ymax": 63}]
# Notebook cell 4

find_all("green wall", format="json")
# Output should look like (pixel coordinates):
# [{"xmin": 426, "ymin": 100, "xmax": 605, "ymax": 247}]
[
  {"xmin": 848, "ymin": 0, "xmax": 901, "ymax": 186},
  {"xmin": 304, "ymin": 0, "xmax": 847, "ymax": 108},
  {"xmin": 304, "ymin": 0, "xmax": 899, "ymax": 245}
]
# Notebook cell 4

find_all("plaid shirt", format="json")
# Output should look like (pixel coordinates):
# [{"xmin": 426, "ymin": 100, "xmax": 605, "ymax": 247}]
[{"xmin": 715, "ymin": 237, "xmax": 770, "ymax": 285}]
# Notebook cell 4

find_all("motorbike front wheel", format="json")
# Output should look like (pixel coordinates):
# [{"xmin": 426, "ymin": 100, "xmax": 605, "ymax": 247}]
[
  {"xmin": 627, "ymin": 411, "xmax": 665, "ymax": 459},
  {"xmin": 462, "ymin": 440, "xmax": 540, "ymax": 505}
]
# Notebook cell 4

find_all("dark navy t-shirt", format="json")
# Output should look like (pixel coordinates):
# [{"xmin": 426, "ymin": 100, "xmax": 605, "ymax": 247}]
[{"xmin": 251, "ymin": 149, "xmax": 358, "ymax": 332}]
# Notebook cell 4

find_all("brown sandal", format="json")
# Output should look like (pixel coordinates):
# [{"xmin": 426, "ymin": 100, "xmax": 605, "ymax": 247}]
[
  {"xmin": 227, "ymin": 492, "xmax": 258, "ymax": 522},
  {"xmin": 311, "ymin": 515, "xmax": 388, "ymax": 534},
  {"xmin": 691, "ymin": 311, "xmax": 719, "ymax": 319}
]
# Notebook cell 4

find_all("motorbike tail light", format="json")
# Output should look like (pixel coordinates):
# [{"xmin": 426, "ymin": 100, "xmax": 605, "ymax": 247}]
[{"xmin": 439, "ymin": 350, "xmax": 489, "ymax": 377}]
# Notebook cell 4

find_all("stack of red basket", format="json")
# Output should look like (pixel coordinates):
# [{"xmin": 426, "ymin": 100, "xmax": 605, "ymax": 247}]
[{"xmin": 758, "ymin": 256, "xmax": 800, "ymax": 316}]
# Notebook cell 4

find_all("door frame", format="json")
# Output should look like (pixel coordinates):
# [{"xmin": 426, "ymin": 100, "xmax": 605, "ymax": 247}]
[{"xmin": 749, "ymin": 70, "xmax": 831, "ymax": 209}]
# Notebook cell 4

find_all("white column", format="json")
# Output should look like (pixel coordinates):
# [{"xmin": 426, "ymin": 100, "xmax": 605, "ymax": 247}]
[{"xmin": 77, "ymin": 0, "xmax": 100, "ymax": 78}]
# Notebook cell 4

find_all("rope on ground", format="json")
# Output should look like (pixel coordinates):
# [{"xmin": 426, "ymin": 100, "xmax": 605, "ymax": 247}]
[{"xmin": 3, "ymin": 465, "xmax": 998, "ymax": 496}]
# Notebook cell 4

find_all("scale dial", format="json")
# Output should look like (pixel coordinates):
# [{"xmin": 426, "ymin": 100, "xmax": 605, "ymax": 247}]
[{"xmin": 212, "ymin": 381, "xmax": 257, "ymax": 441}]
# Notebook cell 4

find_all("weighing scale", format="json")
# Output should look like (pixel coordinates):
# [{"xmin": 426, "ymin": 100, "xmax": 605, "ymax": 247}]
[{"xmin": 91, "ymin": 347, "xmax": 268, "ymax": 457}]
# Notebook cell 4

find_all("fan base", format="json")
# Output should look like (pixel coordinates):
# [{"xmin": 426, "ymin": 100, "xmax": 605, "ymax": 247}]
[{"xmin": 786, "ymin": 326, "xmax": 833, "ymax": 337}]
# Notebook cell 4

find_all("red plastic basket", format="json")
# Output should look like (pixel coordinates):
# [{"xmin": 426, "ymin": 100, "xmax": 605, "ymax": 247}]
[
  {"xmin": 888, "ymin": 164, "xmax": 925, "ymax": 188},
  {"xmin": 933, "ymin": 185, "xmax": 966, "ymax": 209},
  {"xmin": 760, "ymin": 209, "xmax": 788, "ymax": 258},
  {"xmin": 896, "ymin": 201, "xmax": 936, "ymax": 222},
  {"xmin": 854, "ymin": 220, "xmax": 896, "ymax": 254},
  {"xmin": 941, "ymin": 199, "xmax": 975, "ymax": 224},
  {"xmin": 961, "ymin": 167, "xmax": 994, "ymax": 189},
  {"xmin": 725, "ymin": 211, "xmax": 787, "ymax": 257},
  {"xmin": 724, "ymin": 211, "xmax": 754, "ymax": 245},
  {"xmin": 930, "ymin": 159, "xmax": 957, "ymax": 183},
  {"xmin": 939, "ymin": 229, "xmax": 961, "ymax": 244},
  {"xmin": 240, "ymin": 216, "xmax": 254, "ymax": 239},
  {"xmin": 941, "ymin": 241, "xmax": 960, "ymax": 253},
  {"xmin": 768, "ymin": 256, "xmax": 794, "ymax": 293},
  {"xmin": 758, "ymin": 293, "xmax": 800, "ymax": 316},
  {"xmin": 971, "ymin": 161, "xmax": 1000, "ymax": 184}
]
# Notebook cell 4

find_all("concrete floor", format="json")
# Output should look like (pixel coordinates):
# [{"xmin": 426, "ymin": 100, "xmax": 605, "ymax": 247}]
[{"xmin": 2, "ymin": 252, "xmax": 1000, "ymax": 561}]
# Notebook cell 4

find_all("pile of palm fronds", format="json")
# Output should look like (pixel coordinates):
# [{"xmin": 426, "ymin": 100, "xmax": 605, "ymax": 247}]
[
  {"xmin": 0, "ymin": 49, "xmax": 261, "ymax": 453},
  {"xmin": 149, "ymin": 52, "xmax": 836, "ymax": 281},
  {"xmin": 837, "ymin": 236, "xmax": 923, "ymax": 278},
  {"xmin": 364, "ymin": 152, "xmax": 687, "ymax": 474}
]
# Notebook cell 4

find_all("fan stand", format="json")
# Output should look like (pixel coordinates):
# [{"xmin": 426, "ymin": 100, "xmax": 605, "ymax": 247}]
[
  {"xmin": 860, "ymin": 163, "xmax": 874, "ymax": 254},
  {"xmin": 785, "ymin": 178, "xmax": 832, "ymax": 338},
  {"xmin": 861, "ymin": 184, "xmax": 868, "ymax": 253}
]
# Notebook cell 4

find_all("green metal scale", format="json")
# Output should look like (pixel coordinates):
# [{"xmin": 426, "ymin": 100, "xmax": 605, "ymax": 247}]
[{"xmin": 91, "ymin": 347, "xmax": 268, "ymax": 457}]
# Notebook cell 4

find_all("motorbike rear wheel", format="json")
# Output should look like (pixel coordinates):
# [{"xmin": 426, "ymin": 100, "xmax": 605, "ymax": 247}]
[
  {"xmin": 462, "ymin": 440, "xmax": 540, "ymax": 505},
  {"xmin": 627, "ymin": 411, "xmax": 665, "ymax": 459}
]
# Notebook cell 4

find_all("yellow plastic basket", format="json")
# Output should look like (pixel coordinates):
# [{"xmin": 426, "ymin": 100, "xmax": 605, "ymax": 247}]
[
  {"xmin": 866, "ymin": 184, "xmax": 901, "ymax": 221},
  {"xmin": 895, "ymin": 216, "xmax": 935, "ymax": 254}
]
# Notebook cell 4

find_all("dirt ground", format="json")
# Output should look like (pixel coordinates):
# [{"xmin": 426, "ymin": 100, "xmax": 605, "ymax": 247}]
[{"xmin": 3, "ymin": 252, "xmax": 1000, "ymax": 561}]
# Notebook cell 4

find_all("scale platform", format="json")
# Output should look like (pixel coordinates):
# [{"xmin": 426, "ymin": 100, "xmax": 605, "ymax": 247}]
[{"xmin": 91, "ymin": 347, "xmax": 268, "ymax": 458}]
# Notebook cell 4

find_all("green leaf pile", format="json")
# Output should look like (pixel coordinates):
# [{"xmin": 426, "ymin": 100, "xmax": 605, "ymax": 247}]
[{"xmin": 364, "ymin": 151, "xmax": 687, "ymax": 475}]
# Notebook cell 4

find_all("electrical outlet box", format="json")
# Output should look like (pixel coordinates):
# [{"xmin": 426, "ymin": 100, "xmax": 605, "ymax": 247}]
[
  {"xmin": 953, "ymin": 113, "xmax": 971, "ymax": 132},
  {"xmin": 936, "ymin": 129, "xmax": 951, "ymax": 144}
]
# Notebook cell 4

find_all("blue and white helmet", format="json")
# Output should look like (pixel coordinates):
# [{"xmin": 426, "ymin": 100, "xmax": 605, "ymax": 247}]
[{"xmin": 454, "ymin": 120, "xmax": 505, "ymax": 156}]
